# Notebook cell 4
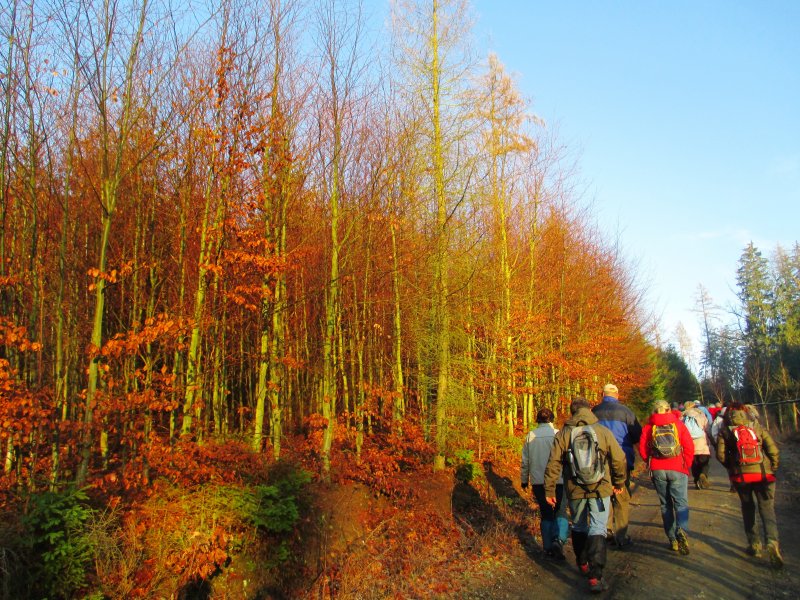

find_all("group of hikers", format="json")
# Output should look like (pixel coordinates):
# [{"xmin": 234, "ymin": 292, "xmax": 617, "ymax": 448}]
[{"xmin": 520, "ymin": 383, "xmax": 783, "ymax": 594}]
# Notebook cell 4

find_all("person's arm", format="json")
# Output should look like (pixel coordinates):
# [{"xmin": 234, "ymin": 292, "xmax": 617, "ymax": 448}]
[
  {"xmin": 606, "ymin": 432, "xmax": 628, "ymax": 489},
  {"xmin": 638, "ymin": 425, "xmax": 650, "ymax": 462},
  {"xmin": 678, "ymin": 421, "xmax": 694, "ymax": 470},
  {"xmin": 715, "ymin": 428, "xmax": 727, "ymax": 464},
  {"xmin": 628, "ymin": 411, "xmax": 642, "ymax": 444},
  {"xmin": 759, "ymin": 427, "xmax": 780, "ymax": 473},
  {"xmin": 544, "ymin": 430, "xmax": 567, "ymax": 504},
  {"xmin": 520, "ymin": 432, "xmax": 532, "ymax": 488}
]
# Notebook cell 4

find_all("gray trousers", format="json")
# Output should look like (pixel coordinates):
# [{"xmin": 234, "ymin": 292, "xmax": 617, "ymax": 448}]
[{"xmin": 734, "ymin": 480, "xmax": 779, "ymax": 545}]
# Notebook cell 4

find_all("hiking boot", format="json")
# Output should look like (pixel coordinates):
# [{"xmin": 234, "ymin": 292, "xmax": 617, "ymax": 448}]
[
  {"xmin": 676, "ymin": 530, "xmax": 690, "ymax": 555},
  {"xmin": 614, "ymin": 536, "xmax": 633, "ymax": 549},
  {"xmin": 669, "ymin": 539, "xmax": 679, "ymax": 552},
  {"xmin": 551, "ymin": 540, "xmax": 566, "ymax": 561},
  {"xmin": 578, "ymin": 562, "xmax": 590, "ymax": 576},
  {"xmin": 698, "ymin": 474, "xmax": 709, "ymax": 489},
  {"xmin": 767, "ymin": 542, "xmax": 784, "ymax": 568},
  {"xmin": 588, "ymin": 577, "xmax": 608, "ymax": 594},
  {"xmin": 745, "ymin": 543, "xmax": 762, "ymax": 558}
]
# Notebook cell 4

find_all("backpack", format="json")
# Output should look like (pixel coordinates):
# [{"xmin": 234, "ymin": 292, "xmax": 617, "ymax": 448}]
[
  {"xmin": 732, "ymin": 425, "xmax": 762, "ymax": 465},
  {"xmin": 568, "ymin": 425, "xmax": 606, "ymax": 487},
  {"xmin": 682, "ymin": 414, "xmax": 705, "ymax": 439},
  {"xmin": 650, "ymin": 423, "xmax": 682, "ymax": 458}
]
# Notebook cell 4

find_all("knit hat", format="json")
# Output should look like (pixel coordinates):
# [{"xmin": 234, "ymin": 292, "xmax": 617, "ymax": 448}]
[
  {"xmin": 603, "ymin": 383, "xmax": 619, "ymax": 398},
  {"xmin": 683, "ymin": 401, "xmax": 696, "ymax": 411},
  {"xmin": 653, "ymin": 399, "xmax": 670, "ymax": 413}
]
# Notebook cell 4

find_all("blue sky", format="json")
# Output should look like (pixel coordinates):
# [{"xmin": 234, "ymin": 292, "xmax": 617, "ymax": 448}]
[{"xmin": 468, "ymin": 0, "xmax": 800, "ymax": 365}]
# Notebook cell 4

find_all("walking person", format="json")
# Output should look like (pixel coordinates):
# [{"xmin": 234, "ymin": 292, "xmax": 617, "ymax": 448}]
[
  {"xmin": 681, "ymin": 401, "xmax": 712, "ymax": 489},
  {"xmin": 716, "ymin": 402, "xmax": 783, "ymax": 567},
  {"xmin": 521, "ymin": 407, "xmax": 569, "ymax": 559},
  {"xmin": 592, "ymin": 383, "xmax": 641, "ymax": 547},
  {"xmin": 544, "ymin": 397, "xmax": 627, "ymax": 594},
  {"xmin": 639, "ymin": 399, "xmax": 694, "ymax": 554},
  {"xmin": 693, "ymin": 401, "xmax": 714, "ymax": 426}
]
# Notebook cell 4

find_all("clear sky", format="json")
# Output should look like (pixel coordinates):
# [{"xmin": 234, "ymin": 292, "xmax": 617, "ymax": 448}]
[{"xmin": 468, "ymin": 0, "xmax": 800, "ymax": 366}]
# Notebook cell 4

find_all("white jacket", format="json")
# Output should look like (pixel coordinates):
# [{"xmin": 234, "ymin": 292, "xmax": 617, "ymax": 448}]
[{"xmin": 521, "ymin": 423, "xmax": 563, "ymax": 486}]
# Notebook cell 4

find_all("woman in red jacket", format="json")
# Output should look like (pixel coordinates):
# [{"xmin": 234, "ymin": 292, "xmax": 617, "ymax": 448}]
[{"xmin": 640, "ymin": 399, "xmax": 695, "ymax": 555}]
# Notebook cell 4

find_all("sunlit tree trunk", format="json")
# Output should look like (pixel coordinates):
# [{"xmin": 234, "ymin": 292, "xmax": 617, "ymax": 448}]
[
  {"xmin": 253, "ymin": 0, "xmax": 300, "ymax": 458},
  {"xmin": 390, "ymin": 220, "xmax": 405, "ymax": 429},
  {"xmin": 76, "ymin": 0, "xmax": 151, "ymax": 485},
  {"xmin": 429, "ymin": 0, "xmax": 451, "ymax": 471},
  {"xmin": 393, "ymin": 0, "xmax": 474, "ymax": 469},
  {"xmin": 315, "ymin": 0, "xmax": 365, "ymax": 478},
  {"xmin": 0, "ymin": 0, "xmax": 19, "ymax": 326},
  {"xmin": 182, "ymin": 25, "xmax": 234, "ymax": 438}
]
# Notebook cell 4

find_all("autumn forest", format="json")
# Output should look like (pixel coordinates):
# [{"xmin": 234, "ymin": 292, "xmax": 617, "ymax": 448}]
[{"xmin": 0, "ymin": 0, "xmax": 660, "ymax": 597}]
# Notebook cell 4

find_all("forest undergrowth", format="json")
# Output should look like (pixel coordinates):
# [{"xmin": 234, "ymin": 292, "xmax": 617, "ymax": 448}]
[{"xmin": 0, "ymin": 411, "xmax": 537, "ymax": 600}]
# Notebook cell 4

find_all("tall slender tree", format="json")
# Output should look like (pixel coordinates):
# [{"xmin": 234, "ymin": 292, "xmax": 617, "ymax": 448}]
[{"xmin": 736, "ymin": 242, "xmax": 774, "ymax": 409}]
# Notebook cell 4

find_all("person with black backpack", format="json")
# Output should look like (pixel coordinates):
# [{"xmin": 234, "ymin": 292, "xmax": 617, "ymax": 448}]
[
  {"xmin": 639, "ymin": 399, "xmax": 694, "ymax": 555},
  {"xmin": 544, "ymin": 397, "xmax": 627, "ymax": 594},
  {"xmin": 716, "ymin": 402, "xmax": 782, "ymax": 567}
]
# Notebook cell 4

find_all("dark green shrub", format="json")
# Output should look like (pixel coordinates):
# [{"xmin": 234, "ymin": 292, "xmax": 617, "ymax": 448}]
[
  {"xmin": 22, "ymin": 487, "xmax": 95, "ymax": 599},
  {"xmin": 229, "ymin": 462, "xmax": 311, "ymax": 566},
  {"xmin": 449, "ymin": 449, "xmax": 482, "ymax": 483}
]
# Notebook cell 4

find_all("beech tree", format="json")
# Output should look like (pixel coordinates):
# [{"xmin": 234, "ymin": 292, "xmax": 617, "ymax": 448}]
[{"xmin": 73, "ymin": 0, "xmax": 163, "ymax": 483}]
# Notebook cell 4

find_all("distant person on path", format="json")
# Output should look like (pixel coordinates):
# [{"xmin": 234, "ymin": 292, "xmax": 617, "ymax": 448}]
[
  {"xmin": 716, "ymin": 402, "xmax": 783, "ymax": 567},
  {"xmin": 708, "ymin": 401, "xmax": 723, "ymax": 421},
  {"xmin": 521, "ymin": 407, "xmax": 569, "ymax": 560},
  {"xmin": 639, "ymin": 399, "xmax": 694, "ymax": 555},
  {"xmin": 591, "ymin": 382, "xmax": 641, "ymax": 547},
  {"xmin": 681, "ymin": 401, "xmax": 712, "ymax": 489},
  {"xmin": 693, "ymin": 401, "xmax": 714, "ymax": 426},
  {"xmin": 544, "ymin": 397, "xmax": 627, "ymax": 594}
]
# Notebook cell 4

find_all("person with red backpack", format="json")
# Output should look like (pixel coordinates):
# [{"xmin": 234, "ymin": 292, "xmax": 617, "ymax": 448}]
[
  {"xmin": 716, "ymin": 402, "xmax": 782, "ymax": 567},
  {"xmin": 639, "ymin": 399, "xmax": 694, "ymax": 554}
]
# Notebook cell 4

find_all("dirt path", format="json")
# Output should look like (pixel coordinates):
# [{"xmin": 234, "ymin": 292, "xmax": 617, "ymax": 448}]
[{"xmin": 466, "ymin": 437, "xmax": 800, "ymax": 599}]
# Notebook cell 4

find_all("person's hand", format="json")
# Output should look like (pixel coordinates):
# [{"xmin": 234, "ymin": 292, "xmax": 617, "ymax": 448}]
[
  {"xmin": 521, "ymin": 482, "xmax": 528, "ymax": 490},
  {"xmin": 546, "ymin": 496, "xmax": 557, "ymax": 507}
]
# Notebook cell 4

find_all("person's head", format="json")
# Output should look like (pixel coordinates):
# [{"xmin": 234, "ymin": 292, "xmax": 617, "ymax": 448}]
[
  {"xmin": 683, "ymin": 401, "xmax": 696, "ymax": 411},
  {"xmin": 570, "ymin": 397, "xmax": 591, "ymax": 415},
  {"xmin": 602, "ymin": 383, "xmax": 619, "ymax": 398},
  {"xmin": 724, "ymin": 401, "xmax": 747, "ymax": 422},
  {"xmin": 652, "ymin": 399, "xmax": 671, "ymax": 414},
  {"xmin": 536, "ymin": 407, "xmax": 554, "ymax": 424}
]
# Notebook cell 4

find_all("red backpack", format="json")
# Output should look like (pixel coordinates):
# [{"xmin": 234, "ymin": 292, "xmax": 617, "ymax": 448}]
[{"xmin": 732, "ymin": 425, "xmax": 762, "ymax": 465}]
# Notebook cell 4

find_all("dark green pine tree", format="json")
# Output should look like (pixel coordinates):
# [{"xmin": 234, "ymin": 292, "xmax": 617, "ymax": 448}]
[
  {"xmin": 658, "ymin": 345, "xmax": 700, "ymax": 407},
  {"xmin": 772, "ymin": 244, "xmax": 800, "ymax": 418},
  {"xmin": 735, "ymin": 242, "xmax": 775, "ymax": 409}
]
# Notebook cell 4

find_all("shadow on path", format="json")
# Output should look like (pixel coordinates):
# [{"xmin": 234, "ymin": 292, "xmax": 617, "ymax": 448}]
[{"xmin": 481, "ymin": 460, "xmax": 578, "ymax": 591}]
